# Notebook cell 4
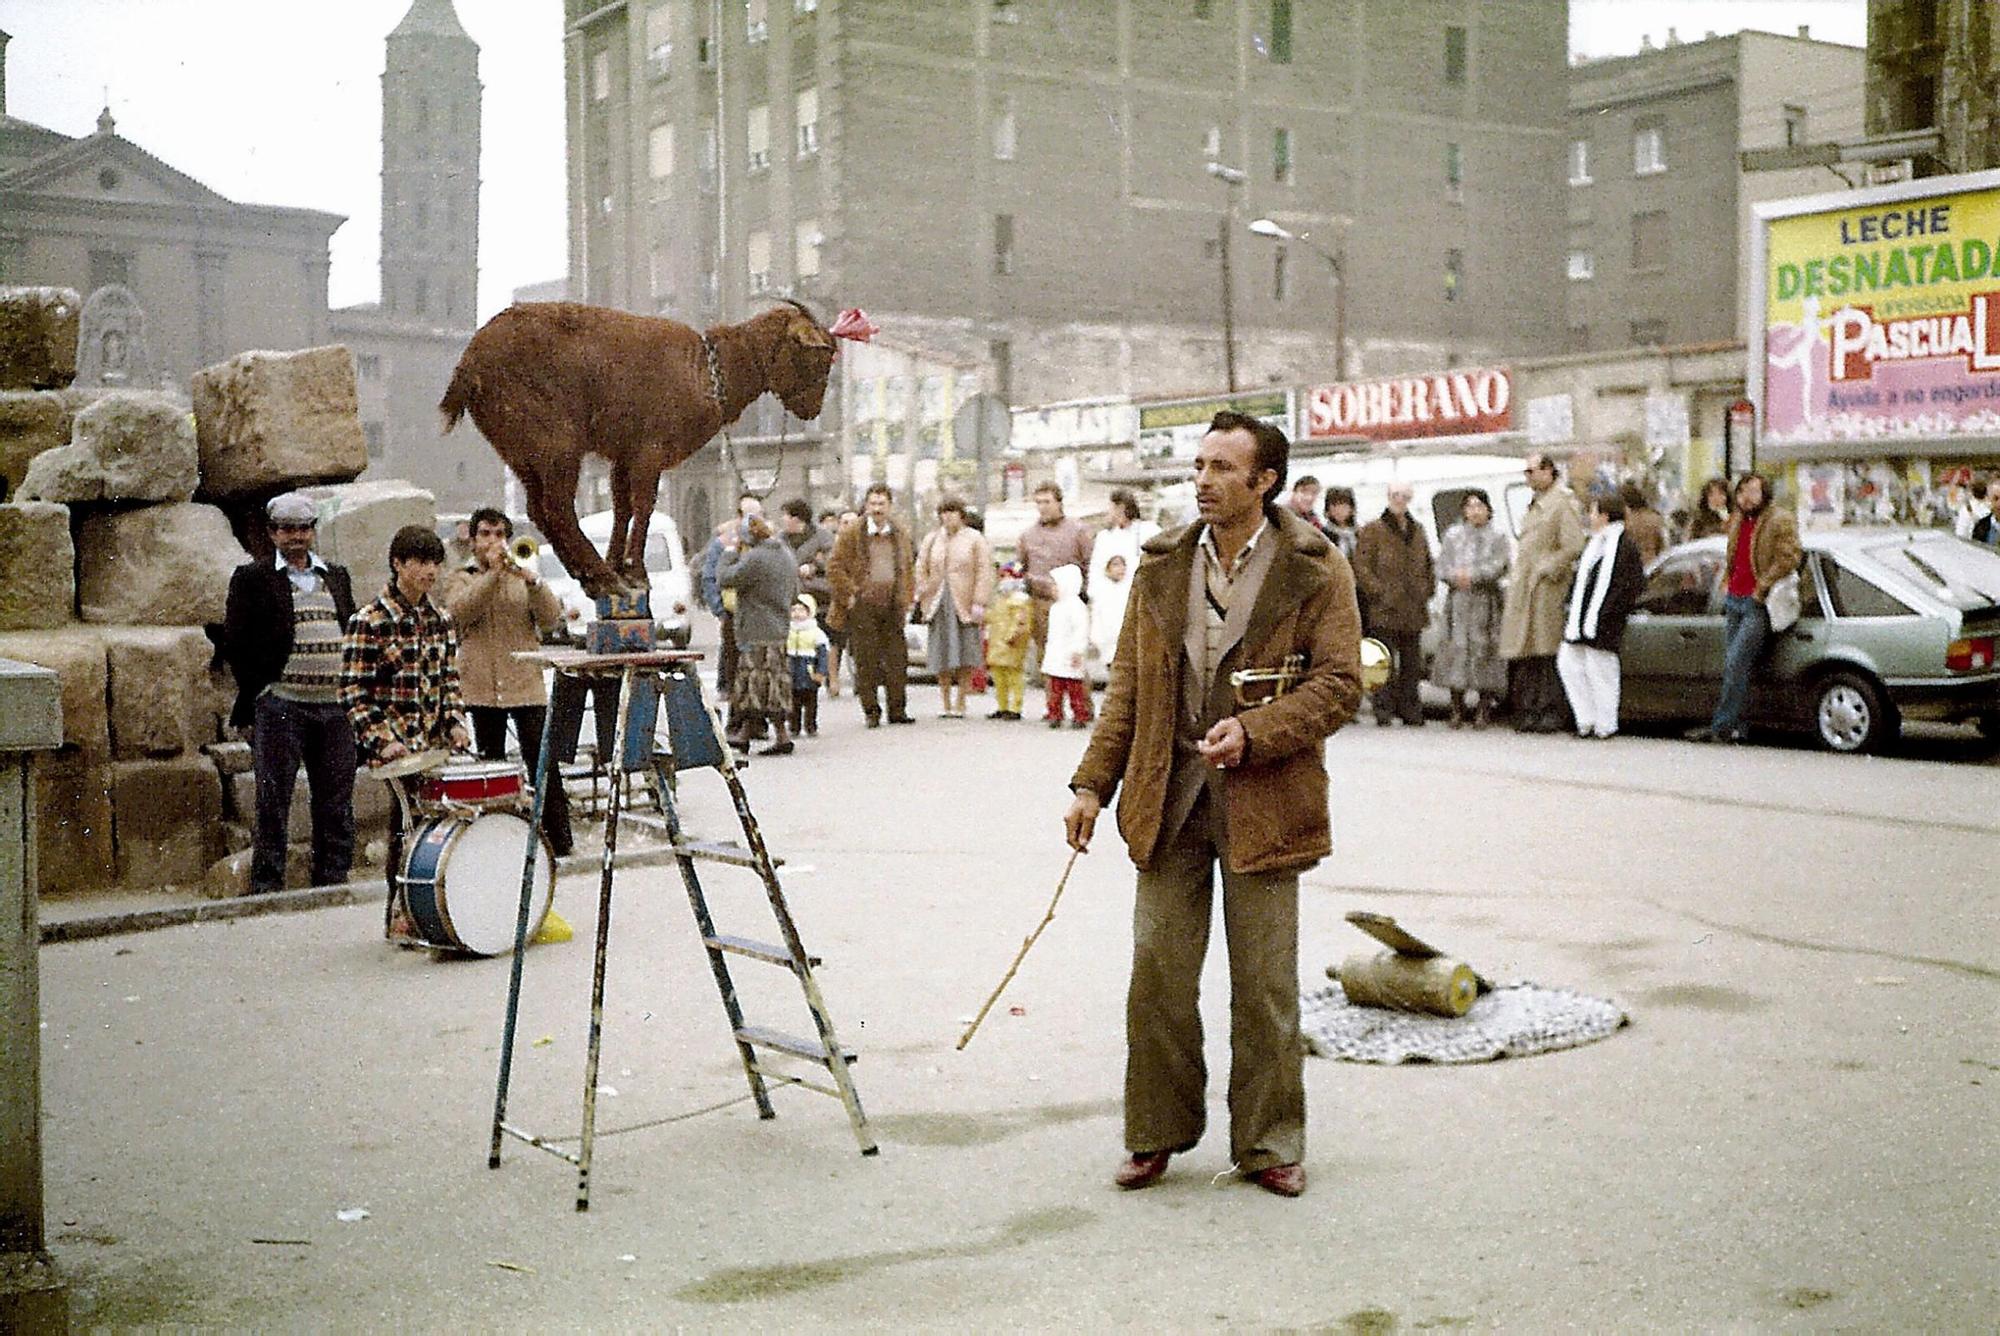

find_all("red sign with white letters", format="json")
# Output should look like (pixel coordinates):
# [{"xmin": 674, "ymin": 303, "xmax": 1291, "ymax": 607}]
[{"xmin": 1306, "ymin": 367, "xmax": 1514, "ymax": 443}]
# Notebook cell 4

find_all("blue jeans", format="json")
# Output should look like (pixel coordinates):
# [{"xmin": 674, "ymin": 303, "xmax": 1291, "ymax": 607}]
[{"xmin": 1710, "ymin": 594, "xmax": 1769, "ymax": 737}]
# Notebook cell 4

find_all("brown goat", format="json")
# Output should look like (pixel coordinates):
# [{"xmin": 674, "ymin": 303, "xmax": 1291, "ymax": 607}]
[{"xmin": 440, "ymin": 300, "xmax": 835, "ymax": 598}]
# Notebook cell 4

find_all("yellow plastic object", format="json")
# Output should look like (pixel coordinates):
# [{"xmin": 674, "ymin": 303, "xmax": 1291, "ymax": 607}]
[{"xmin": 532, "ymin": 909, "xmax": 574, "ymax": 945}]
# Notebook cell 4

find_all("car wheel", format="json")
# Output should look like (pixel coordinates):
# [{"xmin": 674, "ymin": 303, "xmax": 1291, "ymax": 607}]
[
  {"xmin": 1812, "ymin": 670, "xmax": 1892, "ymax": 754},
  {"xmin": 1977, "ymin": 712, "xmax": 2000, "ymax": 742}
]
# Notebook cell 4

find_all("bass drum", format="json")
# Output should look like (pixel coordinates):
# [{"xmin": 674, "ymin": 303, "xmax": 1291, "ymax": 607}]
[{"xmin": 401, "ymin": 811, "xmax": 554, "ymax": 957}]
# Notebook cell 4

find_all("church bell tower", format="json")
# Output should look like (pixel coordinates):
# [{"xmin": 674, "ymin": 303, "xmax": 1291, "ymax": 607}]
[{"xmin": 379, "ymin": 0, "xmax": 480, "ymax": 326}]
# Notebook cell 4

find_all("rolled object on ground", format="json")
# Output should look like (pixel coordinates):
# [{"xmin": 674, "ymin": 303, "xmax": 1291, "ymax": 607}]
[{"xmin": 1332, "ymin": 950, "xmax": 1479, "ymax": 1017}]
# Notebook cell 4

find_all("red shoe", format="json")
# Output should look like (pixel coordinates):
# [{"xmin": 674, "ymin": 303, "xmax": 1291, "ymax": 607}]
[
  {"xmin": 1248, "ymin": 1162, "xmax": 1306, "ymax": 1198},
  {"xmin": 1113, "ymin": 1151, "xmax": 1173, "ymax": 1190}
]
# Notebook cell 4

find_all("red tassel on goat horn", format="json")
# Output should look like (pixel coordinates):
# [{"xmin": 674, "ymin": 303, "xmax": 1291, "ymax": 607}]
[{"xmin": 829, "ymin": 308, "xmax": 878, "ymax": 342}]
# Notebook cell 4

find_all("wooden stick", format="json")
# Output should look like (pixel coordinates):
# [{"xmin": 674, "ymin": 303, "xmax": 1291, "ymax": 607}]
[{"xmin": 957, "ymin": 850, "xmax": 1081, "ymax": 1051}]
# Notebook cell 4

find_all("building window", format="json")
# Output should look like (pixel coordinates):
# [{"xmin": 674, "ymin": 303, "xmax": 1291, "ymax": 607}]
[
  {"xmin": 650, "ymin": 123, "xmax": 676, "ymax": 178},
  {"xmin": 1269, "ymin": 0, "xmax": 1292, "ymax": 64},
  {"xmin": 1569, "ymin": 137, "xmax": 1592, "ymax": 185},
  {"xmin": 1631, "ymin": 210, "xmax": 1668, "ymax": 271},
  {"xmin": 357, "ymin": 354, "xmax": 382, "ymax": 381},
  {"xmin": 700, "ymin": 121, "xmax": 718, "ymax": 192},
  {"xmin": 796, "ymin": 219, "xmax": 821, "ymax": 278},
  {"xmin": 414, "ymin": 276, "xmax": 430, "ymax": 316},
  {"xmin": 1784, "ymin": 103, "xmax": 1807, "ymax": 147},
  {"xmin": 1445, "ymin": 141, "xmax": 1463, "ymax": 201},
  {"xmin": 417, "ymin": 197, "xmax": 430, "ymax": 230},
  {"xmin": 646, "ymin": 4, "xmax": 673, "ymax": 77},
  {"xmin": 748, "ymin": 104, "xmax": 771, "ymax": 171},
  {"xmin": 994, "ymin": 213, "xmax": 1015, "ymax": 275},
  {"xmin": 1444, "ymin": 24, "xmax": 1468, "ymax": 84},
  {"xmin": 1444, "ymin": 248, "xmax": 1464, "ymax": 302},
  {"xmin": 1273, "ymin": 127, "xmax": 1292, "ymax": 184},
  {"xmin": 89, "ymin": 249, "xmax": 132, "ymax": 292},
  {"xmin": 747, "ymin": 229, "xmax": 772, "ymax": 294},
  {"xmin": 796, "ymin": 87, "xmax": 819, "ymax": 156},
  {"xmin": 1273, "ymin": 245, "xmax": 1288, "ymax": 302},
  {"xmin": 1567, "ymin": 250, "xmax": 1594, "ymax": 281},
  {"xmin": 1203, "ymin": 124, "xmax": 1221, "ymax": 157},
  {"xmin": 591, "ymin": 49, "xmax": 611, "ymax": 101},
  {"xmin": 1630, "ymin": 318, "xmax": 1667, "ymax": 346},
  {"xmin": 994, "ymin": 93, "xmax": 1018, "ymax": 160},
  {"xmin": 990, "ymin": 339, "xmax": 1013, "ymax": 399},
  {"xmin": 364, "ymin": 423, "xmax": 385, "ymax": 460},
  {"xmin": 747, "ymin": 0, "xmax": 768, "ymax": 43},
  {"xmin": 1634, "ymin": 120, "xmax": 1666, "ymax": 174}
]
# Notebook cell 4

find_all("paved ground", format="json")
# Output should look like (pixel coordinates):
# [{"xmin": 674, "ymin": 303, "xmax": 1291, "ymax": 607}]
[{"xmin": 34, "ymin": 638, "xmax": 2000, "ymax": 1330}]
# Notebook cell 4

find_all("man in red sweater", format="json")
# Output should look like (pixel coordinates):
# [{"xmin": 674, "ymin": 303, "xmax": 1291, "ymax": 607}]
[{"xmin": 1688, "ymin": 472, "xmax": 1800, "ymax": 744}]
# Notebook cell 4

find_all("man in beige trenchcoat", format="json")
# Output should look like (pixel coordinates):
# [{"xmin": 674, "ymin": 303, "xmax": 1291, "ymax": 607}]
[{"xmin": 1499, "ymin": 453, "xmax": 1585, "ymax": 732}]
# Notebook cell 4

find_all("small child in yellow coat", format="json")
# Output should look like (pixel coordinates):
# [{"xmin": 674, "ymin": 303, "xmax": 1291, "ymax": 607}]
[{"xmin": 983, "ymin": 564, "xmax": 1032, "ymax": 720}]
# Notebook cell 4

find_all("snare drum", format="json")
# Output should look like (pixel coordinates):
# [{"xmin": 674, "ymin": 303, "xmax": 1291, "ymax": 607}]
[
  {"xmin": 400, "ymin": 811, "xmax": 554, "ymax": 956},
  {"xmin": 417, "ymin": 760, "xmax": 527, "ymax": 811}
]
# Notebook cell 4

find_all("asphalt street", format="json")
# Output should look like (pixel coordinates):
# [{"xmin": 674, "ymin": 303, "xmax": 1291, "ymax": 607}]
[{"xmin": 34, "ymin": 631, "xmax": 2000, "ymax": 1330}]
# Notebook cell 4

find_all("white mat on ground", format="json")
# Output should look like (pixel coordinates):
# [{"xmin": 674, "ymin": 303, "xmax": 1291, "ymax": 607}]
[{"xmin": 1300, "ymin": 981, "xmax": 1628, "ymax": 1065}]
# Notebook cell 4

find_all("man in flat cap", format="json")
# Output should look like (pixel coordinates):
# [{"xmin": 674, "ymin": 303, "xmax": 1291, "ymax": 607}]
[{"xmin": 221, "ymin": 492, "xmax": 361, "ymax": 895}]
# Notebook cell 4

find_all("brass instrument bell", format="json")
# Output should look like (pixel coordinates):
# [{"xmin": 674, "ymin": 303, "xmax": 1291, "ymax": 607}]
[
  {"xmin": 1359, "ymin": 637, "xmax": 1393, "ymax": 693},
  {"xmin": 509, "ymin": 534, "xmax": 540, "ymax": 567}
]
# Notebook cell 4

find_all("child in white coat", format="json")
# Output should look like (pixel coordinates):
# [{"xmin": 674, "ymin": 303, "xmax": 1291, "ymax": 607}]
[
  {"xmin": 1089, "ymin": 552, "xmax": 1131, "ymax": 671},
  {"xmin": 1040, "ymin": 563, "xmax": 1092, "ymax": 728}
]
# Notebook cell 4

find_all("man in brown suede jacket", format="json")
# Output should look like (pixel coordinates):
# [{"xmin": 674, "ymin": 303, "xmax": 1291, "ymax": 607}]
[{"xmin": 1064, "ymin": 411, "xmax": 1362, "ymax": 1200}]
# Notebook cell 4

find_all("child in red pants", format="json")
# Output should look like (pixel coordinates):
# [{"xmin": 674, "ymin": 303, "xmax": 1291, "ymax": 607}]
[{"xmin": 1039, "ymin": 563, "xmax": 1092, "ymax": 729}]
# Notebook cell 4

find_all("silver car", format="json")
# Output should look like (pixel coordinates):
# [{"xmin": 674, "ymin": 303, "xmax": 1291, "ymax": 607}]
[{"xmin": 1620, "ymin": 528, "xmax": 2000, "ymax": 753}]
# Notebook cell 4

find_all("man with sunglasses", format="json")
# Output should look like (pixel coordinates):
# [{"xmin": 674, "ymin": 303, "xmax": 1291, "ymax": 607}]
[{"xmin": 221, "ymin": 492, "xmax": 360, "ymax": 896}]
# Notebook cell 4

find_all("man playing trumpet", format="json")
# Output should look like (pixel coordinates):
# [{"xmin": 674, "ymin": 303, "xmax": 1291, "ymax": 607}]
[{"xmin": 438, "ymin": 507, "xmax": 574, "ymax": 855}]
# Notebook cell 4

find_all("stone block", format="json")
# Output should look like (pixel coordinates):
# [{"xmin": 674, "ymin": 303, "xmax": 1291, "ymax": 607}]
[
  {"xmin": 0, "ymin": 501, "xmax": 75, "ymax": 630},
  {"xmin": 0, "ymin": 628, "xmax": 108, "ymax": 754},
  {"xmin": 77, "ymin": 502, "xmax": 246, "ymax": 625},
  {"xmin": 110, "ymin": 754, "xmax": 223, "ymax": 889},
  {"xmin": 21, "ymin": 391, "xmax": 196, "ymax": 504},
  {"xmin": 203, "ymin": 739, "xmax": 254, "ymax": 776},
  {"xmin": 0, "ymin": 286, "xmax": 81, "ymax": 390},
  {"xmin": 191, "ymin": 345, "xmax": 367, "ymax": 498},
  {"xmin": 100, "ymin": 626, "xmax": 213, "ymax": 758},
  {"xmin": 201, "ymin": 844, "xmax": 313, "ymax": 900},
  {"xmin": 227, "ymin": 762, "xmax": 390, "ymax": 835},
  {"xmin": 32, "ymin": 748, "xmax": 115, "ymax": 896},
  {"xmin": 220, "ymin": 820, "xmax": 252, "ymax": 854},
  {"xmin": 0, "ymin": 389, "xmax": 72, "ymax": 496},
  {"xmin": 296, "ymin": 478, "xmax": 436, "ymax": 598}
]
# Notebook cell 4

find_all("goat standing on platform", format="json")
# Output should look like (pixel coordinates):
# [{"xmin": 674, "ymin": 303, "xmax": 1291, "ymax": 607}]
[{"xmin": 439, "ymin": 299, "xmax": 840, "ymax": 598}]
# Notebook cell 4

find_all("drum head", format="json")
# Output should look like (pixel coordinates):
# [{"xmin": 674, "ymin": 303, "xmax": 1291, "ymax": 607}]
[{"xmin": 437, "ymin": 812, "xmax": 553, "ymax": 957}]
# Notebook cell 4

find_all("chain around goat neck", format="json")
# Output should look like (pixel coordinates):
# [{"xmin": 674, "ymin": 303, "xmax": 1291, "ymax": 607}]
[{"xmin": 700, "ymin": 332, "xmax": 784, "ymax": 504}]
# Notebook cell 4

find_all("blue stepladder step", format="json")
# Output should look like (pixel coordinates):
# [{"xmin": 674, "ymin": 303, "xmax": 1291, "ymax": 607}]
[{"xmin": 662, "ymin": 667, "xmax": 723, "ymax": 771}]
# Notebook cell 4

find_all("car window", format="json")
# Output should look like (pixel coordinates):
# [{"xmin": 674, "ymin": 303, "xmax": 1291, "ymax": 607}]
[
  {"xmin": 1860, "ymin": 534, "xmax": 2000, "ymax": 610},
  {"xmin": 1826, "ymin": 562, "xmax": 1916, "ymax": 618},
  {"xmin": 1638, "ymin": 552, "xmax": 1720, "ymax": 616},
  {"xmin": 1797, "ymin": 553, "xmax": 1825, "ymax": 618}
]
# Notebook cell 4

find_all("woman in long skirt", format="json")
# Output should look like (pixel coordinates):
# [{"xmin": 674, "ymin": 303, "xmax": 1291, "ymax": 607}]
[
  {"xmin": 913, "ymin": 496, "xmax": 995, "ymax": 717},
  {"xmin": 1433, "ymin": 489, "xmax": 1511, "ymax": 728}
]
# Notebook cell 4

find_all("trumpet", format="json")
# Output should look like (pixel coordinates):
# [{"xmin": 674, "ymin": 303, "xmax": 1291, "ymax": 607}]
[
  {"xmin": 509, "ymin": 535, "xmax": 540, "ymax": 568},
  {"xmin": 1228, "ymin": 639, "xmax": 1393, "ymax": 706}
]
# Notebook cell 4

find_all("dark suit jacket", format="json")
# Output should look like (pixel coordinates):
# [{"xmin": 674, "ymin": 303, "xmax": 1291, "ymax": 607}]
[
  {"xmin": 1972, "ymin": 513, "xmax": 2000, "ymax": 547},
  {"xmin": 1563, "ymin": 532, "xmax": 1646, "ymax": 653},
  {"xmin": 221, "ymin": 558, "xmax": 358, "ymax": 727}
]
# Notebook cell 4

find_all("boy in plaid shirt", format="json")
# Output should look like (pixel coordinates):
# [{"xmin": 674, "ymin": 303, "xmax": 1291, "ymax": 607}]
[{"xmin": 340, "ymin": 525, "xmax": 472, "ymax": 766}]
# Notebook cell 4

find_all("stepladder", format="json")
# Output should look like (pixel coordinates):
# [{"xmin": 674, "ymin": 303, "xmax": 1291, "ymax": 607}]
[{"xmin": 487, "ymin": 649, "xmax": 875, "ymax": 1211}]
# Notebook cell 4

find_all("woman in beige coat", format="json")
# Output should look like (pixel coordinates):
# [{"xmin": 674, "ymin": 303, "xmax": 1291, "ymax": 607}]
[{"xmin": 913, "ymin": 496, "xmax": 996, "ymax": 717}]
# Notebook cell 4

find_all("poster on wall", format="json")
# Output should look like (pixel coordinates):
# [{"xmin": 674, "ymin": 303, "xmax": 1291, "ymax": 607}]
[
  {"xmin": 1798, "ymin": 463, "xmax": 1846, "ymax": 528},
  {"xmin": 1753, "ymin": 169, "xmax": 2000, "ymax": 452}
]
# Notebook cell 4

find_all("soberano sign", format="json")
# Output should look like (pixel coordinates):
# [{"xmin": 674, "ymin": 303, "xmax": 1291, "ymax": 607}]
[
  {"xmin": 1754, "ymin": 169, "xmax": 2000, "ymax": 450},
  {"xmin": 1304, "ymin": 366, "xmax": 1512, "ymax": 443}
]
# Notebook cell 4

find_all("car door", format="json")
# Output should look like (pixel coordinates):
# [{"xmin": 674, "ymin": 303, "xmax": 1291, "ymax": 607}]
[
  {"xmin": 1754, "ymin": 550, "xmax": 1835, "ymax": 725},
  {"xmin": 1619, "ymin": 546, "xmax": 1725, "ymax": 721}
]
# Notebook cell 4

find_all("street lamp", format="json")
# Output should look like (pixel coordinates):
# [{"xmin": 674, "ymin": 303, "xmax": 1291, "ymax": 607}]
[
  {"xmin": 1206, "ymin": 161, "xmax": 1247, "ymax": 392},
  {"xmin": 1248, "ymin": 216, "xmax": 1350, "ymax": 382}
]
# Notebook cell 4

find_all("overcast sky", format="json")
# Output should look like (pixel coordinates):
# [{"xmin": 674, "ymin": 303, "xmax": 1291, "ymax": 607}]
[{"xmin": 1, "ymin": 1, "xmax": 1866, "ymax": 323}]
